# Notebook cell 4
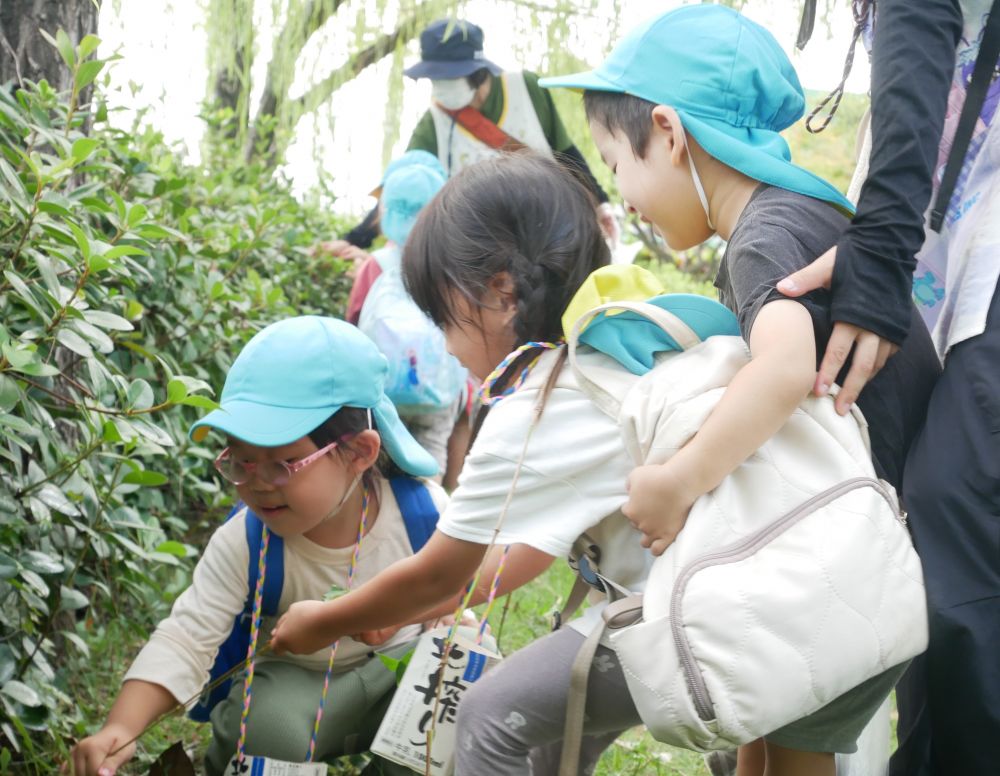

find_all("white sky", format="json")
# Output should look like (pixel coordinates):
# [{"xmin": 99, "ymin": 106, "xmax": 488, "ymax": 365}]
[{"xmin": 97, "ymin": 0, "xmax": 870, "ymax": 215}]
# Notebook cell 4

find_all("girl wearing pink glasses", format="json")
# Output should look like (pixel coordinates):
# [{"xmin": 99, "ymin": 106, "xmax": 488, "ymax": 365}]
[{"xmin": 71, "ymin": 316, "xmax": 445, "ymax": 776}]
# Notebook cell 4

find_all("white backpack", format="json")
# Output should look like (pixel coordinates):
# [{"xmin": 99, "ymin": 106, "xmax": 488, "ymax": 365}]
[
  {"xmin": 358, "ymin": 247, "xmax": 467, "ymax": 415},
  {"xmin": 556, "ymin": 301, "xmax": 927, "ymax": 771}
]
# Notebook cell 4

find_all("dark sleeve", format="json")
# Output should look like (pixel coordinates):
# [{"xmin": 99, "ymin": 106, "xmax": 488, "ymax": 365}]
[
  {"xmin": 406, "ymin": 111, "xmax": 438, "ymax": 155},
  {"xmin": 554, "ymin": 145, "xmax": 610, "ymax": 204},
  {"xmin": 342, "ymin": 205, "xmax": 380, "ymax": 249},
  {"xmin": 830, "ymin": 0, "xmax": 963, "ymax": 344},
  {"xmin": 725, "ymin": 222, "xmax": 833, "ymax": 355}
]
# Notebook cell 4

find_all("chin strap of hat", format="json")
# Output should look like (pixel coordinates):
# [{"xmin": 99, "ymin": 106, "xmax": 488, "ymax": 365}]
[{"xmin": 806, "ymin": 0, "xmax": 874, "ymax": 134}]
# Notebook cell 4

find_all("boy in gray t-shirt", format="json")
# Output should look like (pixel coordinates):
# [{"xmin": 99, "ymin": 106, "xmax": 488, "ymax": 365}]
[
  {"xmin": 717, "ymin": 184, "xmax": 939, "ymax": 490},
  {"xmin": 542, "ymin": 5, "xmax": 940, "ymax": 772}
]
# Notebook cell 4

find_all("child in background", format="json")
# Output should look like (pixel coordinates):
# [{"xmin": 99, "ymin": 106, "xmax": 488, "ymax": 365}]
[
  {"xmin": 70, "ymin": 316, "xmax": 445, "ymax": 776},
  {"xmin": 344, "ymin": 150, "xmax": 445, "ymax": 325},
  {"xmin": 353, "ymin": 157, "xmax": 472, "ymax": 484},
  {"xmin": 540, "ymin": 4, "xmax": 938, "ymax": 773}
]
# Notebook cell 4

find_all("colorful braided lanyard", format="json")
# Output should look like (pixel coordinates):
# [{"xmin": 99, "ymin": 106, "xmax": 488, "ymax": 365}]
[
  {"xmin": 235, "ymin": 482, "xmax": 371, "ymax": 766},
  {"xmin": 477, "ymin": 341, "xmax": 563, "ymax": 406}
]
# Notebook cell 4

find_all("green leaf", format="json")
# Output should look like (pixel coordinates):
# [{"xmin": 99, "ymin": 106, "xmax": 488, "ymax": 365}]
[
  {"xmin": 71, "ymin": 138, "xmax": 98, "ymax": 163},
  {"xmin": 153, "ymin": 540, "xmax": 189, "ymax": 558},
  {"xmin": 323, "ymin": 583, "xmax": 348, "ymax": 602},
  {"xmin": 0, "ymin": 413, "xmax": 37, "ymax": 437},
  {"xmin": 102, "ymin": 244, "xmax": 148, "ymax": 260},
  {"xmin": 74, "ymin": 59, "xmax": 105, "ymax": 90},
  {"xmin": 102, "ymin": 420, "xmax": 122, "ymax": 443},
  {"xmin": 40, "ymin": 29, "xmax": 75, "ymax": 69},
  {"xmin": 67, "ymin": 221, "xmax": 91, "ymax": 261},
  {"xmin": 121, "ymin": 469, "xmax": 168, "ymax": 487},
  {"xmin": 58, "ymin": 586, "xmax": 89, "ymax": 611},
  {"xmin": 166, "ymin": 378, "xmax": 188, "ymax": 402},
  {"xmin": 19, "ymin": 569, "xmax": 49, "ymax": 597},
  {"xmin": 126, "ymin": 379, "xmax": 154, "ymax": 410},
  {"xmin": 70, "ymin": 318, "xmax": 114, "ymax": 354},
  {"xmin": 36, "ymin": 198, "xmax": 72, "ymax": 218},
  {"xmin": 22, "ymin": 550, "xmax": 64, "ymax": 575},
  {"xmin": 131, "ymin": 419, "xmax": 174, "ymax": 446},
  {"xmin": 126, "ymin": 203, "xmax": 147, "ymax": 227},
  {"xmin": 62, "ymin": 631, "xmax": 90, "ymax": 658},
  {"xmin": 0, "ymin": 645, "xmax": 16, "ymax": 685},
  {"xmin": 0, "ymin": 376, "xmax": 20, "ymax": 412},
  {"xmin": 35, "ymin": 483, "xmax": 80, "ymax": 516},
  {"xmin": 177, "ymin": 395, "xmax": 220, "ymax": 410},
  {"xmin": 1, "ymin": 680, "xmax": 41, "ymax": 708},
  {"xmin": 0, "ymin": 553, "xmax": 18, "ymax": 580},
  {"xmin": 83, "ymin": 310, "xmax": 133, "ymax": 331},
  {"xmin": 77, "ymin": 34, "xmax": 101, "ymax": 59},
  {"xmin": 55, "ymin": 327, "xmax": 93, "ymax": 358}
]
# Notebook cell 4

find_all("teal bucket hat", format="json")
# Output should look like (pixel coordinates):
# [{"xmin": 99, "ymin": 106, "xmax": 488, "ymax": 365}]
[
  {"xmin": 540, "ymin": 5, "xmax": 854, "ymax": 214},
  {"xmin": 189, "ymin": 316, "xmax": 439, "ymax": 477}
]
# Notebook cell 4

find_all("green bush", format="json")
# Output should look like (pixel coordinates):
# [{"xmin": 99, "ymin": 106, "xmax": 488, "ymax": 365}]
[{"xmin": 0, "ymin": 34, "xmax": 351, "ymax": 769}]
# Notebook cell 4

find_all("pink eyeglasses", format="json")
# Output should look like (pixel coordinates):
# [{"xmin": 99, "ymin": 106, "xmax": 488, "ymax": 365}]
[{"xmin": 214, "ymin": 441, "xmax": 340, "ymax": 486}]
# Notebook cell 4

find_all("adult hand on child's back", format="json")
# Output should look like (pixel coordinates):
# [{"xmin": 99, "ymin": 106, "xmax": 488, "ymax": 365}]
[
  {"xmin": 623, "ymin": 463, "xmax": 698, "ymax": 556},
  {"xmin": 271, "ymin": 600, "xmax": 334, "ymax": 655},
  {"xmin": 777, "ymin": 246, "xmax": 899, "ymax": 415},
  {"xmin": 68, "ymin": 724, "xmax": 135, "ymax": 776}
]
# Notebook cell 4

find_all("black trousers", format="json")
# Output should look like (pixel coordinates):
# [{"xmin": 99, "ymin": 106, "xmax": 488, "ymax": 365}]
[{"xmin": 891, "ymin": 283, "xmax": 1000, "ymax": 776}]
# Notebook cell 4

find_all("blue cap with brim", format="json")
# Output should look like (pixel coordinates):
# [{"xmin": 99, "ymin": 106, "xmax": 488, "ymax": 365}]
[
  {"xmin": 403, "ymin": 19, "xmax": 502, "ymax": 81},
  {"xmin": 539, "ymin": 5, "xmax": 854, "ymax": 215},
  {"xmin": 381, "ymin": 164, "xmax": 446, "ymax": 245},
  {"xmin": 369, "ymin": 150, "xmax": 445, "ymax": 198},
  {"xmin": 189, "ymin": 316, "xmax": 438, "ymax": 478}
]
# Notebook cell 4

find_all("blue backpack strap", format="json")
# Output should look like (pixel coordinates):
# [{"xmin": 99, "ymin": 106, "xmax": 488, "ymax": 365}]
[
  {"xmin": 389, "ymin": 477, "xmax": 439, "ymax": 552},
  {"xmin": 187, "ymin": 503, "xmax": 283, "ymax": 722},
  {"xmin": 244, "ymin": 509, "xmax": 284, "ymax": 617}
]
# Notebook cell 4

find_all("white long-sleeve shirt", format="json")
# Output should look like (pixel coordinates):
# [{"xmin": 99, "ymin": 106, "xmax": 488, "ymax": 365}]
[{"xmin": 124, "ymin": 477, "xmax": 447, "ymax": 704}]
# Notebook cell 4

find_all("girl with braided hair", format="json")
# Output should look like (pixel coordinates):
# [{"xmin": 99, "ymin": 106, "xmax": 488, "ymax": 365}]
[{"xmin": 272, "ymin": 152, "xmax": 652, "ymax": 775}]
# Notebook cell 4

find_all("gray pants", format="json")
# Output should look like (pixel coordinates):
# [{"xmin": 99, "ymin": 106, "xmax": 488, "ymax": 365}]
[{"xmin": 454, "ymin": 626, "xmax": 641, "ymax": 776}]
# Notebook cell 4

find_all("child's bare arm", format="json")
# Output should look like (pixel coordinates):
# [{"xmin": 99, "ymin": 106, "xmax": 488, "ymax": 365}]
[
  {"xmin": 271, "ymin": 532, "xmax": 554, "ymax": 655},
  {"xmin": 354, "ymin": 544, "xmax": 555, "ymax": 644},
  {"xmin": 625, "ymin": 299, "xmax": 816, "ymax": 554},
  {"xmin": 70, "ymin": 680, "xmax": 176, "ymax": 776}
]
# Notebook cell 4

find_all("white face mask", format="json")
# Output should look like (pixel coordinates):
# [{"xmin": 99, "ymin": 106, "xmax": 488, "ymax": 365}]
[{"xmin": 432, "ymin": 78, "xmax": 477, "ymax": 111}]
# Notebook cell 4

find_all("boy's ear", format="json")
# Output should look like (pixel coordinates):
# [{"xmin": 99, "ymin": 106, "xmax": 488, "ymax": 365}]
[{"xmin": 650, "ymin": 105, "xmax": 688, "ymax": 167}]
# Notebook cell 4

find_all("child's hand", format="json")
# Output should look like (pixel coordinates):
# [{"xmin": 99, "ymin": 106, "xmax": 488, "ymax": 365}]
[
  {"xmin": 68, "ymin": 723, "xmax": 135, "ymax": 776},
  {"xmin": 623, "ymin": 463, "xmax": 700, "ymax": 556},
  {"xmin": 271, "ymin": 600, "xmax": 336, "ymax": 655}
]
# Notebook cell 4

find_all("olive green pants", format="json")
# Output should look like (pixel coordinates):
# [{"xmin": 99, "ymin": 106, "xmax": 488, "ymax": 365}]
[{"xmin": 205, "ymin": 641, "xmax": 416, "ymax": 776}]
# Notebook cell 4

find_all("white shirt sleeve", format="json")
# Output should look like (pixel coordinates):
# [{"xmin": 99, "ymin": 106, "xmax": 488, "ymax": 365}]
[
  {"xmin": 123, "ymin": 516, "xmax": 249, "ymax": 703},
  {"xmin": 439, "ymin": 383, "xmax": 633, "ymax": 559}
]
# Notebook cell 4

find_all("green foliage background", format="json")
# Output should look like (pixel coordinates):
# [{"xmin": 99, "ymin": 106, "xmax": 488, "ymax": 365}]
[
  {"xmin": 0, "ymin": 28, "xmax": 867, "ymax": 776},
  {"xmin": 0, "ymin": 35, "xmax": 354, "ymax": 772}
]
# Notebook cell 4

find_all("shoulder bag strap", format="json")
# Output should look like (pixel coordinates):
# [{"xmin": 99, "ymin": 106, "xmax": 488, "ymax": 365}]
[
  {"xmin": 930, "ymin": 0, "xmax": 1000, "ymax": 232},
  {"xmin": 438, "ymin": 104, "xmax": 528, "ymax": 152}
]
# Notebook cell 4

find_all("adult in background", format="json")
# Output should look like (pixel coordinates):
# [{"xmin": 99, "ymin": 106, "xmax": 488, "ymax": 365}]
[
  {"xmin": 324, "ymin": 18, "xmax": 618, "ymax": 255},
  {"xmin": 778, "ymin": 1, "xmax": 999, "ymax": 773}
]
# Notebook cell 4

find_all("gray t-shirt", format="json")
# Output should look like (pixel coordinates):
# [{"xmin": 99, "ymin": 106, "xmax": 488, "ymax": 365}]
[{"xmin": 715, "ymin": 185, "xmax": 940, "ymax": 490}]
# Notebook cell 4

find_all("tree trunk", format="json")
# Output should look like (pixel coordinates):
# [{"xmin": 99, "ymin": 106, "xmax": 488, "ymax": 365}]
[{"xmin": 0, "ymin": 0, "xmax": 99, "ymax": 90}]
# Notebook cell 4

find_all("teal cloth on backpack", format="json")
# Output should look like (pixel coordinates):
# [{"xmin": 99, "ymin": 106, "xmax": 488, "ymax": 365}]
[{"xmin": 578, "ymin": 293, "xmax": 740, "ymax": 375}]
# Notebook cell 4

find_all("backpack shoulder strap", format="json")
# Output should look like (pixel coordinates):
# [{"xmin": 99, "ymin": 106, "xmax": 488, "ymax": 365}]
[
  {"xmin": 243, "ymin": 507, "xmax": 284, "ymax": 617},
  {"xmin": 389, "ymin": 477, "xmax": 439, "ymax": 553}
]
